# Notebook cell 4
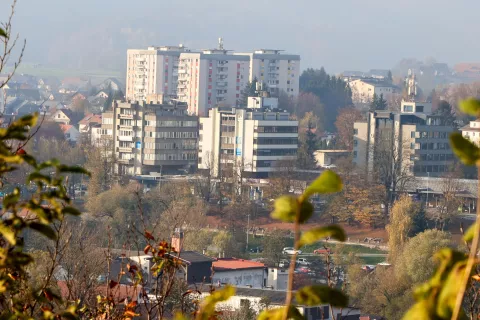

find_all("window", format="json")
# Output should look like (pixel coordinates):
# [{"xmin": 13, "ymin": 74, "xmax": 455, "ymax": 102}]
[
  {"xmin": 353, "ymin": 151, "xmax": 357, "ymax": 158},
  {"xmin": 403, "ymin": 105, "xmax": 413, "ymax": 112},
  {"xmin": 411, "ymin": 131, "xmax": 415, "ymax": 138},
  {"xmin": 416, "ymin": 105, "xmax": 424, "ymax": 112},
  {"xmin": 353, "ymin": 139, "xmax": 358, "ymax": 147},
  {"xmin": 410, "ymin": 142, "xmax": 415, "ymax": 149},
  {"xmin": 354, "ymin": 128, "xmax": 358, "ymax": 135}
]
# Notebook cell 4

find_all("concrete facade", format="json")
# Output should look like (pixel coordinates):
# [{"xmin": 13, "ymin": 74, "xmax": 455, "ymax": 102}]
[
  {"xmin": 349, "ymin": 78, "xmax": 397, "ymax": 104},
  {"xmin": 235, "ymin": 49, "xmax": 300, "ymax": 97},
  {"xmin": 198, "ymin": 97, "xmax": 298, "ymax": 178},
  {"xmin": 177, "ymin": 50, "xmax": 250, "ymax": 116},
  {"xmin": 102, "ymin": 98, "xmax": 198, "ymax": 176},
  {"xmin": 126, "ymin": 46, "xmax": 187, "ymax": 101}
]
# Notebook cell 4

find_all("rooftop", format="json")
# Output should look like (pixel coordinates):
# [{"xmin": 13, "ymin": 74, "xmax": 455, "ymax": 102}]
[
  {"xmin": 166, "ymin": 251, "xmax": 215, "ymax": 265},
  {"xmin": 213, "ymin": 258, "xmax": 265, "ymax": 271}
]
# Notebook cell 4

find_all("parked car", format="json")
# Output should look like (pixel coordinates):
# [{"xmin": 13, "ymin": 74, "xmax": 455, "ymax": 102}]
[
  {"xmin": 322, "ymin": 164, "xmax": 337, "ymax": 169},
  {"xmin": 249, "ymin": 246, "xmax": 263, "ymax": 253},
  {"xmin": 313, "ymin": 248, "xmax": 332, "ymax": 255},
  {"xmin": 296, "ymin": 258, "xmax": 311, "ymax": 266},
  {"xmin": 278, "ymin": 259, "xmax": 290, "ymax": 268},
  {"xmin": 283, "ymin": 247, "xmax": 302, "ymax": 255}
]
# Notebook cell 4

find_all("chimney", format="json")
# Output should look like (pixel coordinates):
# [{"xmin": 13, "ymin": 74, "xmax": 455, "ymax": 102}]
[{"xmin": 171, "ymin": 228, "xmax": 184, "ymax": 252}]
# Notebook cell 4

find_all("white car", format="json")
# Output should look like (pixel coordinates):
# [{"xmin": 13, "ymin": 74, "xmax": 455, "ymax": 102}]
[
  {"xmin": 282, "ymin": 247, "xmax": 302, "ymax": 255},
  {"xmin": 322, "ymin": 164, "xmax": 337, "ymax": 169},
  {"xmin": 296, "ymin": 258, "xmax": 311, "ymax": 266}
]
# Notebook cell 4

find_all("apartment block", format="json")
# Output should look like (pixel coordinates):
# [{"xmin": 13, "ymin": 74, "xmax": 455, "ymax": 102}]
[
  {"xmin": 198, "ymin": 96, "xmax": 298, "ymax": 178},
  {"xmin": 177, "ymin": 49, "xmax": 250, "ymax": 116},
  {"xmin": 126, "ymin": 46, "xmax": 187, "ymax": 101},
  {"xmin": 236, "ymin": 49, "xmax": 301, "ymax": 97},
  {"xmin": 102, "ymin": 98, "xmax": 198, "ymax": 176},
  {"xmin": 353, "ymin": 100, "xmax": 455, "ymax": 178},
  {"xmin": 349, "ymin": 78, "xmax": 397, "ymax": 104},
  {"xmin": 461, "ymin": 119, "xmax": 480, "ymax": 145}
]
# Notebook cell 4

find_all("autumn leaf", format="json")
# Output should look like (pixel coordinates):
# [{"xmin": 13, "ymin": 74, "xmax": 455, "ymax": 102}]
[
  {"xmin": 108, "ymin": 280, "xmax": 118, "ymax": 289},
  {"xmin": 144, "ymin": 231, "xmax": 155, "ymax": 240}
]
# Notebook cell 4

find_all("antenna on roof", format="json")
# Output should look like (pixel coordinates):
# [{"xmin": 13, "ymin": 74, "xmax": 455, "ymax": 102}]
[{"xmin": 218, "ymin": 37, "xmax": 224, "ymax": 50}]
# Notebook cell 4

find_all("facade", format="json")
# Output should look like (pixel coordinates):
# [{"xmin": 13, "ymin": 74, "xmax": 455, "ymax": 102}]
[
  {"xmin": 198, "ymin": 96, "xmax": 298, "ymax": 178},
  {"xmin": 212, "ymin": 258, "xmax": 266, "ymax": 289},
  {"xmin": 177, "ymin": 49, "xmax": 250, "ymax": 116},
  {"xmin": 460, "ymin": 119, "xmax": 480, "ymax": 145},
  {"xmin": 235, "ymin": 49, "xmax": 300, "ymax": 97},
  {"xmin": 126, "ymin": 46, "xmax": 188, "ymax": 101},
  {"xmin": 314, "ymin": 150, "xmax": 350, "ymax": 167},
  {"xmin": 353, "ymin": 100, "xmax": 455, "ymax": 178},
  {"xmin": 349, "ymin": 78, "xmax": 397, "ymax": 104},
  {"xmin": 102, "ymin": 98, "xmax": 198, "ymax": 176}
]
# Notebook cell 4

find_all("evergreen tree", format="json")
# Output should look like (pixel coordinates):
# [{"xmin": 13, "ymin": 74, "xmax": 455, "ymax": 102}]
[
  {"xmin": 433, "ymin": 100, "xmax": 456, "ymax": 127},
  {"xmin": 297, "ymin": 115, "xmax": 318, "ymax": 169},
  {"xmin": 369, "ymin": 93, "xmax": 387, "ymax": 111},
  {"xmin": 387, "ymin": 70, "xmax": 393, "ymax": 82},
  {"xmin": 238, "ymin": 78, "xmax": 258, "ymax": 107}
]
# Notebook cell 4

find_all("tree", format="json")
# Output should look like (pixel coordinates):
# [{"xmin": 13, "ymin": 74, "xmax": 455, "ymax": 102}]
[
  {"xmin": 433, "ymin": 100, "xmax": 456, "ymax": 127},
  {"xmin": 387, "ymin": 70, "xmax": 393, "ymax": 82},
  {"xmin": 262, "ymin": 230, "xmax": 289, "ymax": 267},
  {"xmin": 238, "ymin": 78, "xmax": 259, "ymax": 107},
  {"xmin": 369, "ymin": 93, "xmax": 387, "ymax": 111},
  {"xmin": 387, "ymin": 195, "xmax": 422, "ymax": 262},
  {"xmin": 430, "ymin": 168, "xmax": 463, "ymax": 230},
  {"xmin": 297, "ymin": 112, "xmax": 318, "ymax": 169},
  {"xmin": 293, "ymin": 92, "xmax": 324, "ymax": 130},
  {"xmin": 334, "ymin": 107, "xmax": 363, "ymax": 150},
  {"xmin": 84, "ymin": 138, "xmax": 117, "ymax": 197}
]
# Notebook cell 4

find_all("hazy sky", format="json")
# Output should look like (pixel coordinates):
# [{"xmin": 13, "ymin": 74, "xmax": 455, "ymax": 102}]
[{"xmin": 4, "ymin": 0, "xmax": 480, "ymax": 73}]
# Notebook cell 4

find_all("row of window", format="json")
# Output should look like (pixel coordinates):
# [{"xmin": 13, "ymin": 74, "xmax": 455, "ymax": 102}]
[
  {"xmin": 415, "ymin": 142, "xmax": 450, "ymax": 150},
  {"xmin": 413, "ymin": 165, "xmax": 452, "ymax": 173},
  {"xmin": 412, "ymin": 131, "xmax": 449, "ymax": 139},
  {"xmin": 254, "ymin": 138, "xmax": 298, "ymax": 145},
  {"xmin": 412, "ymin": 154, "xmax": 455, "ymax": 161},
  {"xmin": 254, "ymin": 126, "xmax": 298, "ymax": 133},
  {"xmin": 145, "ymin": 120, "xmax": 197, "ymax": 127},
  {"xmin": 144, "ymin": 141, "xmax": 197, "ymax": 150},
  {"xmin": 253, "ymin": 149, "xmax": 297, "ymax": 156},
  {"xmin": 144, "ymin": 153, "xmax": 197, "ymax": 161},
  {"xmin": 145, "ymin": 131, "xmax": 198, "ymax": 138}
]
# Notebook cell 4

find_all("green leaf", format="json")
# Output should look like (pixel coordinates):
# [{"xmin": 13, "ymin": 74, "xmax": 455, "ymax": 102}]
[
  {"xmin": 298, "ymin": 225, "xmax": 346, "ymax": 247},
  {"xmin": 459, "ymin": 98, "xmax": 480, "ymax": 116},
  {"xmin": 258, "ymin": 306, "xmax": 303, "ymax": 320},
  {"xmin": 449, "ymin": 132, "xmax": 480, "ymax": 165},
  {"xmin": 0, "ymin": 28, "xmax": 7, "ymax": 38},
  {"xmin": 27, "ymin": 172, "xmax": 52, "ymax": 184},
  {"xmin": 463, "ymin": 223, "xmax": 476, "ymax": 242},
  {"xmin": 304, "ymin": 170, "xmax": 342, "ymax": 199},
  {"xmin": 296, "ymin": 285, "xmax": 348, "ymax": 307},
  {"xmin": 57, "ymin": 165, "xmax": 90, "ymax": 176},
  {"xmin": 298, "ymin": 200, "xmax": 314, "ymax": 224},
  {"xmin": 198, "ymin": 285, "xmax": 235, "ymax": 320},
  {"xmin": 402, "ymin": 300, "xmax": 435, "ymax": 320},
  {"xmin": 29, "ymin": 222, "xmax": 57, "ymax": 240},
  {"xmin": 0, "ymin": 223, "xmax": 16, "ymax": 245},
  {"xmin": 271, "ymin": 195, "xmax": 298, "ymax": 223},
  {"xmin": 62, "ymin": 206, "xmax": 81, "ymax": 216},
  {"xmin": 3, "ymin": 188, "xmax": 20, "ymax": 209},
  {"xmin": 436, "ymin": 260, "xmax": 468, "ymax": 319}
]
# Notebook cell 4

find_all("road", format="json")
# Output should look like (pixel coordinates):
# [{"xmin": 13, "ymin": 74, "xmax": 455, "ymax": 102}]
[{"xmin": 297, "ymin": 253, "xmax": 387, "ymax": 258}]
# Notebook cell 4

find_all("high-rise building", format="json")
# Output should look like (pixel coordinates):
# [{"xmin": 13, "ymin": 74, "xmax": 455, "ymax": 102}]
[
  {"xmin": 102, "ymin": 97, "xmax": 198, "ymax": 176},
  {"xmin": 235, "ymin": 49, "xmax": 301, "ymax": 97},
  {"xmin": 198, "ymin": 96, "xmax": 298, "ymax": 178},
  {"xmin": 353, "ymin": 100, "xmax": 455, "ymax": 178},
  {"xmin": 126, "ymin": 46, "xmax": 188, "ymax": 101},
  {"xmin": 177, "ymin": 47, "xmax": 250, "ymax": 116}
]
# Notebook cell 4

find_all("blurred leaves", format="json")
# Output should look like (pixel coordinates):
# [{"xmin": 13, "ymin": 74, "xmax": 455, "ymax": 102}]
[
  {"xmin": 296, "ymin": 285, "xmax": 348, "ymax": 307},
  {"xmin": 449, "ymin": 133, "xmax": 480, "ymax": 166},
  {"xmin": 298, "ymin": 225, "xmax": 346, "ymax": 247},
  {"xmin": 303, "ymin": 170, "xmax": 342, "ymax": 198}
]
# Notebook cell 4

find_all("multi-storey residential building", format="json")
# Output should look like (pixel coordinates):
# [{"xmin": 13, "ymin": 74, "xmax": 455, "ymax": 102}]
[
  {"xmin": 126, "ymin": 46, "xmax": 188, "ymax": 101},
  {"xmin": 349, "ymin": 78, "xmax": 397, "ymax": 104},
  {"xmin": 235, "ymin": 49, "xmax": 301, "ymax": 97},
  {"xmin": 102, "ymin": 97, "xmax": 198, "ymax": 175},
  {"xmin": 177, "ymin": 48, "xmax": 250, "ymax": 116},
  {"xmin": 198, "ymin": 96, "xmax": 298, "ymax": 178},
  {"xmin": 461, "ymin": 119, "xmax": 480, "ymax": 145},
  {"xmin": 353, "ymin": 100, "xmax": 455, "ymax": 178}
]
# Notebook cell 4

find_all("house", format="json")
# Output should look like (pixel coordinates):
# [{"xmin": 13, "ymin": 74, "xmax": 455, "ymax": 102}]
[
  {"xmin": 212, "ymin": 258, "xmax": 266, "ymax": 288},
  {"xmin": 5, "ymin": 88, "xmax": 42, "ymax": 102},
  {"xmin": 207, "ymin": 287, "xmax": 361, "ymax": 320},
  {"xmin": 314, "ymin": 150, "xmax": 350, "ymax": 167},
  {"xmin": 349, "ymin": 79, "xmax": 397, "ymax": 104},
  {"xmin": 41, "ymin": 100, "xmax": 65, "ymax": 112},
  {"xmin": 461, "ymin": 118, "xmax": 480, "ymax": 145},
  {"xmin": 60, "ymin": 124, "xmax": 80, "ymax": 143},
  {"xmin": 78, "ymin": 113, "xmax": 102, "ymax": 133},
  {"xmin": 50, "ymin": 108, "xmax": 73, "ymax": 124}
]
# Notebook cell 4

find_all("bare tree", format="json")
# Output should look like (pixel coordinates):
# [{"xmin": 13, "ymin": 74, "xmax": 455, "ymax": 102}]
[{"xmin": 430, "ymin": 169, "xmax": 463, "ymax": 230}]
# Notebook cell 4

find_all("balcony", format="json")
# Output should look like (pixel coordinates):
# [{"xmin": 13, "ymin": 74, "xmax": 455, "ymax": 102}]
[
  {"xmin": 119, "ymin": 114, "xmax": 134, "ymax": 119},
  {"xmin": 118, "ymin": 136, "xmax": 133, "ymax": 142},
  {"xmin": 178, "ymin": 68, "xmax": 187, "ymax": 74},
  {"xmin": 118, "ymin": 147, "xmax": 133, "ymax": 153},
  {"xmin": 216, "ymin": 81, "xmax": 227, "ymax": 87},
  {"xmin": 117, "ymin": 158, "xmax": 133, "ymax": 165}
]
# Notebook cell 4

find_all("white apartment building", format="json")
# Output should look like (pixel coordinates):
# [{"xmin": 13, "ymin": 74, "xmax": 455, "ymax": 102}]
[
  {"xmin": 461, "ymin": 119, "xmax": 480, "ymax": 145},
  {"xmin": 349, "ymin": 78, "xmax": 397, "ymax": 104},
  {"xmin": 198, "ymin": 96, "xmax": 298, "ymax": 178},
  {"xmin": 126, "ymin": 46, "xmax": 188, "ymax": 101},
  {"xmin": 236, "ymin": 49, "xmax": 301, "ymax": 97},
  {"xmin": 102, "ymin": 97, "xmax": 198, "ymax": 176},
  {"xmin": 177, "ymin": 49, "xmax": 250, "ymax": 116}
]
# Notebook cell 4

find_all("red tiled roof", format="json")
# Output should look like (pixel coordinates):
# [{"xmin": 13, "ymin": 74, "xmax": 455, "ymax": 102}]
[
  {"xmin": 213, "ymin": 258, "xmax": 265, "ymax": 271},
  {"xmin": 57, "ymin": 281, "xmax": 142, "ymax": 302},
  {"xmin": 60, "ymin": 124, "xmax": 73, "ymax": 133},
  {"xmin": 79, "ymin": 113, "xmax": 102, "ymax": 125}
]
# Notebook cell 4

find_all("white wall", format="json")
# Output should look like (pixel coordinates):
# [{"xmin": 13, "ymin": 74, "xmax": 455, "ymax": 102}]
[{"xmin": 212, "ymin": 269, "xmax": 265, "ymax": 288}]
